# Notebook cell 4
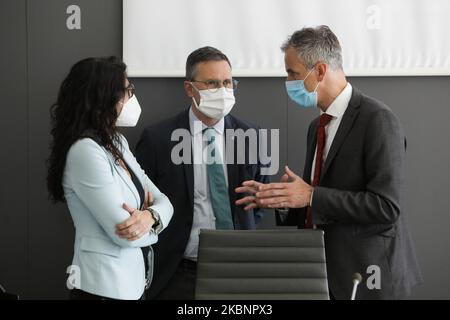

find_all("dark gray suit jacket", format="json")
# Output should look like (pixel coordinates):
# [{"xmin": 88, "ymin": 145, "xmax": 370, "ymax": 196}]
[
  {"xmin": 135, "ymin": 109, "xmax": 269, "ymax": 299},
  {"xmin": 278, "ymin": 87, "xmax": 422, "ymax": 299}
]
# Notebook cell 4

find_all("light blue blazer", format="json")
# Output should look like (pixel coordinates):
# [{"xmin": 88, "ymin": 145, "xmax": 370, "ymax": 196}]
[{"xmin": 63, "ymin": 134, "xmax": 173, "ymax": 299}]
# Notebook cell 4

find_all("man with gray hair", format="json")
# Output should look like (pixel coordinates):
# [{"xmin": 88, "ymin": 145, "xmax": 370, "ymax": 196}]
[{"xmin": 236, "ymin": 25, "xmax": 422, "ymax": 299}]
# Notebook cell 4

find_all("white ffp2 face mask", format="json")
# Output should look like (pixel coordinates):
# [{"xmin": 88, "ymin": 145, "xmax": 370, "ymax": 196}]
[
  {"xmin": 116, "ymin": 95, "xmax": 142, "ymax": 127},
  {"xmin": 192, "ymin": 87, "xmax": 236, "ymax": 120}
]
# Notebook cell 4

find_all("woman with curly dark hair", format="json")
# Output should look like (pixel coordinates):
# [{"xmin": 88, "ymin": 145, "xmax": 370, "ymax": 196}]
[{"xmin": 47, "ymin": 56, "xmax": 173, "ymax": 300}]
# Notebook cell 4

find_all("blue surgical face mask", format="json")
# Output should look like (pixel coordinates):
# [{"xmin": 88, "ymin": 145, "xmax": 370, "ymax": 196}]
[{"xmin": 285, "ymin": 69, "xmax": 320, "ymax": 108}]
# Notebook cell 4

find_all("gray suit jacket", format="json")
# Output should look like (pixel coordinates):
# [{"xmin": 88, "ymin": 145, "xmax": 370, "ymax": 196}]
[{"xmin": 278, "ymin": 87, "xmax": 422, "ymax": 299}]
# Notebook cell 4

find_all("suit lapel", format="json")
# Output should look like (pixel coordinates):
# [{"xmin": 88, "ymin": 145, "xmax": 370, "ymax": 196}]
[
  {"xmin": 303, "ymin": 119, "xmax": 319, "ymax": 184},
  {"xmin": 177, "ymin": 109, "xmax": 194, "ymax": 208},
  {"xmin": 83, "ymin": 129, "xmax": 141, "ymax": 208},
  {"xmin": 110, "ymin": 149, "xmax": 141, "ymax": 209},
  {"xmin": 320, "ymin": 88, "xmax": 362, "ymax": 180},
  {"xmin": 224, "ymin": 115, "xmax": 238, "ymax": 208}
]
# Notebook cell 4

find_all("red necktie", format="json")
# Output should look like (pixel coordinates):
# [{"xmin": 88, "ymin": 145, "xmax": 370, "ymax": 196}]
[{"xmin": 305, "ymin": 113, "xmax": 333, "ymax": 228}]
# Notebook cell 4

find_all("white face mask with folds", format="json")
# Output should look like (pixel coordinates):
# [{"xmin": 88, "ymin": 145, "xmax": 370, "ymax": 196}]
[
  {"xmin": 116, "ymin": 95, "xmax": 142, "ymax": 127},
  {"xmin": 192, "ymin": 87, "xmax": 236, "ymax": 120}
]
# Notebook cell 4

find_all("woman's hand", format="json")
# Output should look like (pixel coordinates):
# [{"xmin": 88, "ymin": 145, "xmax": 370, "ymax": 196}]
[{"xmin": 116, "ymin": 202, "xmax": 156, "ymax": 241}]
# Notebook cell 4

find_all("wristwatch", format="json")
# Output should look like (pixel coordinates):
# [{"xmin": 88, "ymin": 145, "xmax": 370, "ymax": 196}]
[{"xmin": 148, "ymin": 208, "xmax": 162, "ymax": 234}]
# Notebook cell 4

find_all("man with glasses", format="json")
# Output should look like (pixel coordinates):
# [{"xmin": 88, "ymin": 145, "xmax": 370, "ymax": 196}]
[{"xmin": 135, "ymin": 46, "xmax": 269, "ymax": 299}]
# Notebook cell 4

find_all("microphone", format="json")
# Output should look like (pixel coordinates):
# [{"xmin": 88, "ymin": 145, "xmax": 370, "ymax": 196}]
[{"xmin": 350, "ymin": 273, "xmax": 362, "ymax": 300}]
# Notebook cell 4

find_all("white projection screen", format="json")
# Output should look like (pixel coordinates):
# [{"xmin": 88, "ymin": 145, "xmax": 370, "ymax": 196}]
[{"xmin": 123, "ymin": 0, "xmax": 450, "ymax": 77}]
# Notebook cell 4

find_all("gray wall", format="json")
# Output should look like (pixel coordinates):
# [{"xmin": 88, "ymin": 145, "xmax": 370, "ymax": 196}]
[{"xmin": 0, "ymin": 0, "xmax": 448, "ymax": 299}]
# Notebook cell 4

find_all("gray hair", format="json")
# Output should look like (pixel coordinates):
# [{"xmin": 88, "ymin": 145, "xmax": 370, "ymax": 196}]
[{"xmin": 281, "ymin": 25, "xmax": 343, "ymax": 70}]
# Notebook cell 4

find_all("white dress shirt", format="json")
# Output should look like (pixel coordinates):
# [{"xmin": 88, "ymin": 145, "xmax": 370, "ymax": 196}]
[
  {"xmin": 278, "ymin": 83, "xmax": 353, "ymax": 221},
  {"xmin": 310, "ymin": 82, "xmax": 353, "ymax": 204},
  {"xmin": 183, "ymin": 107, "xmax": 229, "ymax": 260}
]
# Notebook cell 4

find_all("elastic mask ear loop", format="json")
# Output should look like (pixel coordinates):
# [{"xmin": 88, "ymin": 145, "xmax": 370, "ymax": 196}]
[
  {"xmin": 303, "ymin": 68, "xmax": 320, "ymax": 92},
  {"xmin": 303, "ymin": 68, "xmax": 314, "ymax": 81},
  {"xmin": 190, "ymin": 82, "xmax": 200, "ymax": 109},
  {"xmin": 314, "ymin": 81, "xmax": 321, "ymax": 93}
]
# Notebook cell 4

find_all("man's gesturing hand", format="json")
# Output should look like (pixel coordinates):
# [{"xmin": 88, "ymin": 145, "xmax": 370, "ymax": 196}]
[{"xmin": 235, "ymin": 166, "xmax": 313, "ymax": 210}]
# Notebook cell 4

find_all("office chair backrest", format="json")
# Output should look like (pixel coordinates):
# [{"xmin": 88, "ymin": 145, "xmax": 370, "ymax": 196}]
[{"xmin": 195, "ymin": 229, "xmax": 329, "ymax": 300}]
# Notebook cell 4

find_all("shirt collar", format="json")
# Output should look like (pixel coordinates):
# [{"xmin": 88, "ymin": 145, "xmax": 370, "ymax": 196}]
[
  {"xmin": 189, "ymin": 106, "xmax": 225, "ymax": 136},
  {"xmin": 321, "ymin": 82, "xmax": 353, "ymax": 119}
]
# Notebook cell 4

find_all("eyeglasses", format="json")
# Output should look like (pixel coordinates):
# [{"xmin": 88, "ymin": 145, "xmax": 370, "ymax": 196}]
[
  {"xmin": 190, "ymin": 79, "xmax": 239, "ymax": 93},
  {"xmin": 125, "ymin": 83, "xmax": 135, "ymax": 99}
]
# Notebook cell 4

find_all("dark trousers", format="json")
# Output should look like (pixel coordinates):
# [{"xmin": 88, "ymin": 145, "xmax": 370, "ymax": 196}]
[
  {"xmin": 69, "ymin": 289, "xmax": 115, "ymax": 300},
  {"xmin": 153, "ymin": 259, "xmax": 197, "ymax": 300},
  {"xmin": 69, "ymin": 289, "xmax": 144, "ymax": 300}
]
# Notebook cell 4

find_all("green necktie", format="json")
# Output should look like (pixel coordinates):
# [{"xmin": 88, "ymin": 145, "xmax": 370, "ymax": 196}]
[{"xmin": 204, "ymin": 128, "xmax": 234, "ymax": 230}]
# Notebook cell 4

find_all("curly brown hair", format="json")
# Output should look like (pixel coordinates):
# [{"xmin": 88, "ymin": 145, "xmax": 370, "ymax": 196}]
[{"xmin": 47, "ymin": 56, "xmax": 128, "ymax": 202}]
